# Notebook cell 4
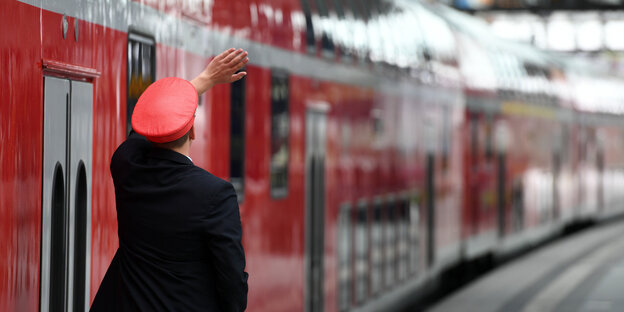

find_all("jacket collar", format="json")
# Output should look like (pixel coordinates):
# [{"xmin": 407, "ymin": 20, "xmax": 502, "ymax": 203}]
[{"xmin": 147, "ymin": 147, "xmax": 194, "ymax": 166}]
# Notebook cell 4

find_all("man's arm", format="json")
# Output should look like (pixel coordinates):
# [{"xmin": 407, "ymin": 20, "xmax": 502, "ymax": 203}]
[
  {"xmin": 204, "ymin": 181, "xmax": 248, "ymax": 312},
  {"xmin": 191, "ymin": 48, "xmax": 249, "ymax": 95}
]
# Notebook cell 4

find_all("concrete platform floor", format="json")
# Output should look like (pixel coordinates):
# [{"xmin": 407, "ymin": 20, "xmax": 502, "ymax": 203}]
[{"xmin": 427, "ymin": 220, "xmax": 624, "ymax": 312}]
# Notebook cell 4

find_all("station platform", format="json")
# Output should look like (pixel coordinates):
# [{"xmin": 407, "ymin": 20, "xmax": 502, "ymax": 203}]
[{"xmin": 427, "ymin": 219, "xmax": 624, "ymax": 312}]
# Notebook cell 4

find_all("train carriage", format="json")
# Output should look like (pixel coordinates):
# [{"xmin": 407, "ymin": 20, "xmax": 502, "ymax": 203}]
[{"xmin": 3, "ymin": 0, "xmax": 624, "ymax": 312}]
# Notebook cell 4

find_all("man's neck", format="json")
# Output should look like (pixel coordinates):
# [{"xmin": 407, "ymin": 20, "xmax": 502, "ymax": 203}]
[{"xmin": 169, "ymin": 144, "xmax": 190, "ymax": 158}]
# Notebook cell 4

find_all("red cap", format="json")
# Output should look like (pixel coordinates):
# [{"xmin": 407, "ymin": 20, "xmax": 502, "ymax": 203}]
[{"xmin": 131, "ymin": 77, "xmax": 198, "ymax": 143}]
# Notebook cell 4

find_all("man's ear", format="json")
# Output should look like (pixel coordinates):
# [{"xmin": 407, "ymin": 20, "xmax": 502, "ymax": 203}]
[{"xmin": 189, "ymin": 125, "xmax": 195, "ymax": 140}]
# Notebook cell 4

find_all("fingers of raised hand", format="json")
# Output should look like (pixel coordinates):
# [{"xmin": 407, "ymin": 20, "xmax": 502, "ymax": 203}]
[
  {"xmin": 234, "ymin": 57, "xmax": 249, "ymax": 71},
  {"xmin": 214, "ymin": 48, "xmax": 236, "ymax": 62},
  {"xmin": 230, "ymin": 71, "xmax": 247, "ymax": 82},
  {"xmin": 222, "ymin": 48, "xmax": 244, "ymax": 64},
  {"xmin": 227, "ymin": 51, "xmax": 248, "ymax": 67}
]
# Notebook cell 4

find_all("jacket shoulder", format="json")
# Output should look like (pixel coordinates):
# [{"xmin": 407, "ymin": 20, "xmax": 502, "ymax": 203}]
[
  {"xmin": 186, "ymin": 167, "xmax": 236, "ymax": 203},
  {"xmin": 110, "ymin": 135, "xmax": 151, "ymax": 176}
]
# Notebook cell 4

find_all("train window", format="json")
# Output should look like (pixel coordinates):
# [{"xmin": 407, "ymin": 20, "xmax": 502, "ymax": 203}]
[
  {"xmin": 74, "ymin": 161, "xmax": 88, "ymax": 311},
  {"xmin": 384, "ymin": 197, "xmax": 396, "ymax": 288},
  {"xmin": 300, "ymin": 0, "xmax": 317, "ymax": 54},
  {"xmin": 397, "ymin": 197, "xmax": 410, "ymax": 282},
  {"xmin": 414, "ymin": 3, "xmax": 456, "ymax": 66},
  {"xmin": 127, "ymin": 32, "xmax": 156, "ymax": 136},
  {"xmin": 354, "ymin": 200, "xmax": 369, "ymax": 304},
  {"xmin": 560, "ymin": 125, "xmax": 570, "ymax": 163},
  {"xmin": 470, "ymin": 116, "xmax": 479, "ymax": 162},
  {"xmin": 328, "ymin": 0, "xmax": 349, "ymax": 61},
  {"xmin": 408, "ymin": 192, "xmax": 420, "ymax": 275},
  {"xmin": 315, "ymin": 0, "xmax": 335, "ymax": 58},
  {"xmin": 337, "ymin": 203, "xmax": 352, "ymax": 312},
  {"xmin": 370, "ymin": 198, "xmax": 383, "ymax": 295},
  {"xmin": 50, "ymin": 163, "xmax": 67, "ymax": 311},
  {"xmin": 270, "ymin": 69, "xmax": 290, "ymax": 198},
  {"xmin": 231, "ymin": 69, "xmax": 246, "ymax": 200},
  {"xmin": 343, "ymin": 0, "xmax": 369, "ymax": 65},
  {"xmin": 73, "ymin": 162, "xmax": 88, "ymax": 311},
  {"xmin": 441, "ymin": 107, "xmax": 451, "ymax": 170},
  {"xmin": 485, "ymin": 115, "xmax": 494, "ymax": 161}
]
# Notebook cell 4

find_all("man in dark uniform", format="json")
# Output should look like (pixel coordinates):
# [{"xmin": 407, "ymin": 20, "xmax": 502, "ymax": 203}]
[{"xmin": 90, "ymin": 48, "xmax": 249, "ymax": 312}]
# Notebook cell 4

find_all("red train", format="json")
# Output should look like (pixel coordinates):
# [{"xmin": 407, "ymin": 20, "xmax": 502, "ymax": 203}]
[{"xmin": 2, "ymin": 0, "xmax": 624, "ymax": 311}]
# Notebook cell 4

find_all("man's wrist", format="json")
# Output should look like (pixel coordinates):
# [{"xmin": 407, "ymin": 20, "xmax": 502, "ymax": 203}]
[{"xmin": 191, "ymin": 75, "xmax": 216, "ymax": 95}]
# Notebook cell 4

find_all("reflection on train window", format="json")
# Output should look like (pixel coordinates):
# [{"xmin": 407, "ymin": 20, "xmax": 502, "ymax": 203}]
[
  {"xmin": 384, "ymin": 198, "xmax": 396, "ymax": 288},
  {"xmin": 337, "ymin": 203, "xmax": 351, "ymax": 312},
  {"xmin": 127, "ymin": 32, "xmax": 156, "ymax": 137},
  {"xmin": 354, "ymin": 200, "xmax": 369, "ymax": 304},
  {"xmin": 270, "ymin": 70, "xmax": 290, "ymax": 198},
  {"xmin": 370, "ymin": 198, "xmax": 383, "ymax": 295},
  {"xmin": 231, "ymin": 69, "xmax": 246, "ymax": 201}
]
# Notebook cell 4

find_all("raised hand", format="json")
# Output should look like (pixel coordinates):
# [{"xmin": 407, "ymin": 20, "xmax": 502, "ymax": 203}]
[{"xmin": 191, "ymin": 48, "xmax": 249, "ymax": 95}]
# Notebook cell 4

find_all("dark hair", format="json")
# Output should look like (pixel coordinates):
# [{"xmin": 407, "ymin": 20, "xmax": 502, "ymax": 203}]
[{"xmin": 152, "ymin": 130, "xmax": 191, "ymax": 149}]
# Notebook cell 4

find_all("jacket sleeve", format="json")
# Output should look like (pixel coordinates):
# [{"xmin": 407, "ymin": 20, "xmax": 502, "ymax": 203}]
[
  {"xmin": 204, "ymin": 181, "xmax": 249, "ymax": 312},
  {"xmin": 110, "ymin": 130, "xmax": 150, "ymax": 177}
]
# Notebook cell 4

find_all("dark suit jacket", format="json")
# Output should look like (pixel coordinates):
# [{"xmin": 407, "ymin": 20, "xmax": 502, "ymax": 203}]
[{"xmin": 90, "ymin": 134, "xmax": 248, "ymax": 312}]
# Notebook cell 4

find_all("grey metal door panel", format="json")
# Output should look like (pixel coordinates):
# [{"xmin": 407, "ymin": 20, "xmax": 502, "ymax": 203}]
[
  {"xmin": 305, "ymin": 108, "xmax": 327, "ymax": 312},
  {"xmin": 41, "ymin": 77, "xmax": 93, "ymax": 312},
  {"xmin": 69, "ymin": 81, "xmax": 93, "ymax": 312},
  {"xmin": 42, "ymin": 76, "xmax": 69, "ymax": 312}
]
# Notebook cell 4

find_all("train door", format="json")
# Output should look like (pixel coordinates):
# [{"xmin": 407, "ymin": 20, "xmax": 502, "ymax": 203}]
[
  {"xmin": 41, "ymin": 76, "xmax": 93, "ymax": 312},
  {"xmin": 305, "ymin": 107, "xmax": 327, "ymax": 312}
]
